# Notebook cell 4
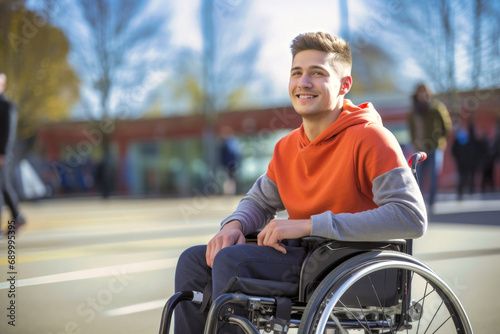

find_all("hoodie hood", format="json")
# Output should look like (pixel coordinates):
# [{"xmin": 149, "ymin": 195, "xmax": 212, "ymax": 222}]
[{"xmin": 299, "ymin": 99, "xmax": 383, "ymax": 147}]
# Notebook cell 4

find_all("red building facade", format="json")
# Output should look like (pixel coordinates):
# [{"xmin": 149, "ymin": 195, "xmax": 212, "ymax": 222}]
[{"xmin": 36, "ymin": 90, "xmax": 500, "ymax": 197}]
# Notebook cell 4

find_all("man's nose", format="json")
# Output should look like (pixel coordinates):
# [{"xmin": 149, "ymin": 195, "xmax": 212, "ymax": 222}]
[{"xmin": 298, "ymin": 75, "xmax": 312, "ymax": 88}]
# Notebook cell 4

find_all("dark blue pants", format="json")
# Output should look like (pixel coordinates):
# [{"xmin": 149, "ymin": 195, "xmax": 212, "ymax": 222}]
[
  {"xmin": 417, "ymin": 149, "xmax": 443, "ymax": 206},
  {"xmin": 174, "ymin": 243, "xmax": 307, "ymax": 334}
]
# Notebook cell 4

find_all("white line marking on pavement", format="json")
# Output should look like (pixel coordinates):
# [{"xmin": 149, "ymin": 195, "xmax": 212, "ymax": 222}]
[
  {"xmin": 103, "ymin": 299, "xmax": 168, "ymax": 317},
  {"xmin": 0, "ymin": 258, "xmax": 177, "ymax": 289}
]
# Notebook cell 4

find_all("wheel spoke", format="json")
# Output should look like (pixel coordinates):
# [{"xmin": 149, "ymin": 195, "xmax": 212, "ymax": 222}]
[
  {"xmin": 432, "ymin": 315, "xmax": 452, "ymax": 333},
  {"xmin": 423, "ymin": 300, "xmax": 444, "ymax": 333},
  {"xmin": 367, "ymin": 270, "xmax": 398, "ymax": 334},
  {"xmin": 338, "ymin": 299, "xmax": 372, "ymax": 333},
  {"xmin": 411, "ymin": 287, "xmax": 436, "ymax": 310},
  {"xmin": 415, "ymin": 281, "xmax": 429, "ymax": 334},
  {"xmin": 355, "ymin": 295, "xmax": 374, "ymax": 334}
]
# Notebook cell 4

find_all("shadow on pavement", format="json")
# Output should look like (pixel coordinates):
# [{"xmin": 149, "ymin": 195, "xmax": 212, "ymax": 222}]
[{"xmin": 429, "ymin": 210, "xmax": 500, "ymax": 227}]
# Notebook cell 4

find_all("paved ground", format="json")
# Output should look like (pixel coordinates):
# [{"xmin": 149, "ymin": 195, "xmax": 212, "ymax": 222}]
[{"xmin": 0, "ymin": 195, "xmax": 499, "ymax": 333}]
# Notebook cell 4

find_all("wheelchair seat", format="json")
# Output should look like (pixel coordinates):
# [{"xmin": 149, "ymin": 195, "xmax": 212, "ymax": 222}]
[{"xmin": 220, "ymin": 237, "xmax": 409, "ymax": 304}]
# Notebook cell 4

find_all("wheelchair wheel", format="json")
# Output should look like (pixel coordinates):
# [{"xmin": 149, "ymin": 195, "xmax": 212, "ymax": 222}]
[{"xmin": 298, "ymin": 251, "xmax": 473, "ymax": 334}]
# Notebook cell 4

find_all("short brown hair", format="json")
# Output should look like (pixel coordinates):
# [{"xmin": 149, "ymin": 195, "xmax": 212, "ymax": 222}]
[
  {"xmin": 291, "ymin": 32, "xmax": 352, "ymax": 76},
  {"xmin": 414, "ymin": 83, "xmax": 433, "ymax": 97}
]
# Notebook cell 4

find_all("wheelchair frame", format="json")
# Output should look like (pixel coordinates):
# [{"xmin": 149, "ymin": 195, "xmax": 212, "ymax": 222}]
[{"xmin": 159, "ymin": 153, "xmax": 473, "ymax": 333}]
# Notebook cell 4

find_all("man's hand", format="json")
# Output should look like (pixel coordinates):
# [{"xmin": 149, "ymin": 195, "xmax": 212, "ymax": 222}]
[
  {"xmin": 0, "ymin": 155, "xmax": 5, "ymax": 167},
  {"xmin": 206, "ymin": 220, "xmax": 246, "ymax": 268},
  {"xmin": 257, "ymin": 219, "xmax": 312, "ymax": 254}
]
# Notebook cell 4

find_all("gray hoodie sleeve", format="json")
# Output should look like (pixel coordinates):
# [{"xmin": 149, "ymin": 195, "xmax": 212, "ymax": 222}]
[
  {"xmin": 310, "ymin": 167, "xmax": 427, "ymax": 241},
  {"xmin": 220, "ymin": 174, "xmax": 285, "ymax": 236}
]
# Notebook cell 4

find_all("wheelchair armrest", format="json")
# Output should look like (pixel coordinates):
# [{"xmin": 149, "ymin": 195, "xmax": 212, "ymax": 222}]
[
  {"xmin": 247, "ymin": 233, "xmax": 409, "ymax": 252},
  {"xmin": 245, "ymin": 232, "xmax": 304, "ymax": 247},
  {"xmin": 300, "ymin": 237, "xmax": 407, "ymax": 251},
  {"xmin": 245, "ymin": 231, "xmax": 260, "ymax": 244}
]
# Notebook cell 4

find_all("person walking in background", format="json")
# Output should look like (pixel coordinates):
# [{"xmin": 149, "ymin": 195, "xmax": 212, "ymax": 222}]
[
  {"xmin": 452, "ymin": 121, "xmax": 480, "ymax": 199},
  {"xmin": 0, "ymin": 71, "xmax": 26, "ymax": 235},
  {"xmin": 479, "ymin": 123, "xmax": 500, "ymax": 193},
  {"xmin": 219, "ymin": 126, "xmax": 241, "ymax": 195},
  {"xmin": 408, "ymin": 84, "xmax": 452, "ymax": 211}
]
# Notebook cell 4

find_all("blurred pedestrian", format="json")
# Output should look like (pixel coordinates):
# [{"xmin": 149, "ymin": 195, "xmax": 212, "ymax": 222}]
[
  {"xmin": 95, "ymin": 152, "xmax": 112, "ymax": 198},
  {"xmin": 0, "ymin": 71, "xmax": 26, "ymax": 235},
  {"xmin": 479, "ymin": 124, "xmax": 500, "ymax": 193},
  {"xmin": 452, "ymin": 122, "xmax": 480, "ymax": 199},
  {"xmin": 408, "ymin": 84, "xmax": 452, "ymax": 210},
  {"xmin": 219, "ymin": 126, "xmax": 241, "ymax": 195}
]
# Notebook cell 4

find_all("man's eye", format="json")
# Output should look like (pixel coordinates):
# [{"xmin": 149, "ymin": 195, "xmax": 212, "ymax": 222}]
[
  {"xmin": 291, "ymin": 72, "xmax": 301, "ymax": 76},
  {"xmin": 313, "ymin": 71, "xmax": 324, "ymax": 76}
]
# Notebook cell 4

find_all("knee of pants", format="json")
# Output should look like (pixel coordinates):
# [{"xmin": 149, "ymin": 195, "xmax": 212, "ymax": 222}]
[
  {"xmin": 212, "ymin": 244, "xmax": 248, "ymax": 273},
  {"xmin": 211, "ymin": 245, "xmax": 246, "ymax": 298},
  {"xmin": 212, "ymin": 248, "xmax": 233, "ymax": 278},
  {"xmin": 177, "ymin": 244, "xmax": 207, "ymax": 268},
  {"xmin": 175, "ymin": 245, "xmax": 208, "ymax": 290}
]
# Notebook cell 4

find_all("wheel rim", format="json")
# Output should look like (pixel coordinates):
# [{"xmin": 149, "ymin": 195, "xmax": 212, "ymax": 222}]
[{"xmin": 311, "ymin": 260, "xmax": 473, "ymax": 334}]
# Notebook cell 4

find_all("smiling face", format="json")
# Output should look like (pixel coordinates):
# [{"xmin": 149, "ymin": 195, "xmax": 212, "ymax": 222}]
[{"xmin": 289, "ymin": 49, "xmax": 351, "ymax": 120}]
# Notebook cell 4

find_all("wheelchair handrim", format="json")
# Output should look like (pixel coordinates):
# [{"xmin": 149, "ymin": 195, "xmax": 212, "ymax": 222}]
[{"xmin": 314, "ymin": 260, "xmax": 473, "ymax": 334}]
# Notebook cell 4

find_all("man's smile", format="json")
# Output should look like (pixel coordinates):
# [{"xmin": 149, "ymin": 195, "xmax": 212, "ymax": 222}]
[{"xmin": 296, "ymin": 93, "xmax": 318, "ymax": 101}]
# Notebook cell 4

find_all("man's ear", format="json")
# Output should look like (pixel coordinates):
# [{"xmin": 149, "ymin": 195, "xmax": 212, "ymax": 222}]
[{"xmin": 340, "ymin": 75, "xmax": 352, "ymax": 96}]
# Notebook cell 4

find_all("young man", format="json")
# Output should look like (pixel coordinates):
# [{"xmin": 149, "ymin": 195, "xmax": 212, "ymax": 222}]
[
  {"xmin": 174, "ymin": 32, "xmax": 427, "ymax": 333},
  {"xmin": 408, "ymin": 83, "xmax": 452, "ymax": 209}
]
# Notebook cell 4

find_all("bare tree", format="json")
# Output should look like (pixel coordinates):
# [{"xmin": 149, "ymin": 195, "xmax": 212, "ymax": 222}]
[
  {"xmin": 390, "ymin": 0, "xmax": 458, "ymax": 93},
  {"xmin": 336, "ymin": 1, "xmax": 402, "ymax": 96},
  {"xmin": 472, "ymin": 0, "xmax": 483, "ymax": 89},
  {"xmin": 394, "ymin": 0, "xmax": 499, "ymax": 91},
  {"xmin": 73, "ymin": 0, "xmax": 166, "ymax": 119},
  {"xmin": 471, "ymin": 0, "xmax": 500, "ymax": 89},
  {"xmin": 375, "ymin": 0, "xmax": 500, "ymax": 123},
  {"xmin": 56, "ymin": 0, "xmax": 169, "ymax": 196},
  {"xmin": 200, "ymin": 0, "xmax": 263, "ymax": 177}
]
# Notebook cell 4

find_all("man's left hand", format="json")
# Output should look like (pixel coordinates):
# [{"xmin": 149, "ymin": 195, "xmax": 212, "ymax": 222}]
[{"xmin": 257, "ymin": 219, "xmax": 312, "ymax": 254}]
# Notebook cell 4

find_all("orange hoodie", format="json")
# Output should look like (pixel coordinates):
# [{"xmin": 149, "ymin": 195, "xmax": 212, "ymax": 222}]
[{"xmin": 266, "ymin": 99, "xmax": 407, "ymax": 219}]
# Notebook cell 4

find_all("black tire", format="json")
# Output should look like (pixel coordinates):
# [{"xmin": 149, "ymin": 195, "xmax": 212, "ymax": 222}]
[{"xmin": 298, "ymin": 251, "xmax": 473, "ymax": 334}]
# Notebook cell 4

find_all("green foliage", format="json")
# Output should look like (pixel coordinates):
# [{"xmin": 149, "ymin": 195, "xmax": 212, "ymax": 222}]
[{"xmin": 0, "ymin": 1, "xmax": 80, "ymax": 138}]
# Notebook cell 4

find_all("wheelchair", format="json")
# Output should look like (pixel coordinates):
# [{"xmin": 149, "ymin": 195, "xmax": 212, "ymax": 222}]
[{"xmin": 159, "ymin": 153, "xmax": 473, "ymax": 333}]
